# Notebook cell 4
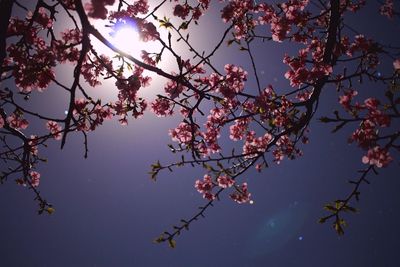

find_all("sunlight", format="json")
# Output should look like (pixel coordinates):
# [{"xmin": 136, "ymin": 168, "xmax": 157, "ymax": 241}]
[
  {"xmin": 87, "ymin": 2, "xmax": 176, "ymax": 100},
  {"xmin": 110, "ymin": 22, "xmax": 141, "ymax": 58},
  {"xmin": 89, "ymin": 16, "xmax": 172, "ymax": 100}
]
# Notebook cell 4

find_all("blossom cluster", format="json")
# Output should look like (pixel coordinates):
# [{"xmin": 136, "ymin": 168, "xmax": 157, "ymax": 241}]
[{"xmin": 340, "ymin": 91, "xmax": 395, "ymax": 168}]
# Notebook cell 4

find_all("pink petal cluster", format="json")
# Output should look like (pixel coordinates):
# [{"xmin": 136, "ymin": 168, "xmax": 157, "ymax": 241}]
[
  {"xmin": 230, "ymin": 183, "xmax": 251, "ymax": 204},
  {"xmin": 380, "ymin": 0, "xmax": 394, "ymax": 19},
  {"xmin": 195, "ymin": 174, "xmax": 215, "ymax": 200},
  {"xmin": 349, "ymin": 120, "xmax": 377, "ymax": 149},
  {"xmin": 85, "ymin": 0, "xmax": 115, "ymax": 19},
  {"xmin": 28, "ymin": 135, "xmax": 39, "ymax": 156},
  {"xmin": 7, "ymin": 113, "xmax": 29, "ymax": 130},
  {"xmin": 339, "ymin": 89, "xmax": 358, "ymax": 110},
  {"xmin": 362, "ymin": 146, "xmax": 393, "ymax": 168},
  {"xmin": 151, "ymin": 98, "xmax": 173, "ymax": 117},
  {"xmin": 229, "ymin": 118, "xmax": 250, "ymax": 141},
  {"xmin": 243, "ymin": 131, "xmax": 273, "ymax": 158},
  {"xmin": 46, "ymin": 121, "xmax": 62, "ymax": 140},
  {"xmin": 30, "ymin": 171, "xmax": 41, "ymax": 187},
  {"xmin": 169, "ymin": 122, "xmax": 197, "ymax": 144},
  {"xmin": 217, "ymin": 175, "xmax": 235, "ymax": 188}
]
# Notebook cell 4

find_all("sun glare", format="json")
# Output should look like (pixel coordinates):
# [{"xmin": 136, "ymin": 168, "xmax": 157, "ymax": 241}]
[
  {"xmin": 111, "ymin": 24, "xmax": 141, "ymax": 57},
  {"xmin": 88, "ymin": 5, "xmax": 171, "ymax": 98}
]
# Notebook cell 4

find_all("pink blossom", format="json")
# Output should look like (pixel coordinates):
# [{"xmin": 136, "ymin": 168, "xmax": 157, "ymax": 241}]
[
  {"xmin": 272, "ymin": 135, "xmax": 300, "ymax": 164},
  {"xmin": 151, "ymin": 98, "xmax": 173, "ymax": 117},
  {"xmin": 349, "ymin": 120, "xmax": 377, "ymax": 149},
  {"xmin": 192, "ymin": 7, "xmax": 202, "ymax": 20},
  {"xmin": 339, "ymin": 89, "xmax": 358, "ymax": 110},
  {"xmin": 230, "ymin": 182, "xmax": 251, "ymax": 204},
  {"xmin": 141, "ymin": 50, "xmax": 156, "ymax": 66},
  {"xmin": 85, "ymin": 0, "xmax": 115, "ymax": 19},
  {"xmin": 364, "ymin": 98, "xmax": 380, "ymax": 110},
  {"xmin": 255, "ymin": 164, "xmax": 262, "ymax": 172},
  {"xmin": 229, "ymin": 118, "xmax": 250, "ymax": 141},
  {"xmin": 138, "ymin": 21, "xmax": 159, "ymax": 42},
  {"xmin": 173, "ymin": 4, "xmax": 190, "ymax": 20},
  {"xmin": 243, "ymin": 131, "xmax": 273, "ymax": 158},
  {"xmin": 195, "ymin": 174, "xmax": 215, "ymax": 200},
  {"xmin": 30, "ymin": 171, "xmax": 41, "ymax": 187},
  {"xmin": 169, "ymin": 122, "xmax": 197, "ymax": 144},
  {"xmin": 380, "ymin": 0, "xmax": 394, "ymax": 19},
  {"xmin": 212, "ymin": 64, "xmax": 247, "ymax": 99},
  {"xmin": 8, "ymin": 43, "xmax": 56, "ymax": 92},
  {"xmin": 28, "ymin": 135, "xmax": 39, "ymax": 156},
  {"xmin": 127, "ymin": 0, "xmax": 149, "ymax": 16},
  {"xmin": 164, "ymin": 79, "xmax": 185, "ymax": 99},
  {"xmin": 362, "ymin": 146, "xmax": 392, "ymax": 168},
  {"xmin": 7, "ymin": 113, "xmax": 29, "ymax": 130},
  {"xmin": 217, "ymin": 175, "xmax": 235, "ymax": 188},
  {"xmin": 46, "ymin": 121, "xmax": 62, "ymax": 140},
  {"xmin": 367, "ymin": 110, "xmax": 390, "ymax": 127},
  {"xmin": 393, "ymin": 59, "xmax": 400, "ymax": 70},
  {"xmin": 203, "ymin": 191, "xmax": 216, "ymax": 201},
  {"xmin": 36, "ymin": 7, "xmax": 53, "ymax": 29}
]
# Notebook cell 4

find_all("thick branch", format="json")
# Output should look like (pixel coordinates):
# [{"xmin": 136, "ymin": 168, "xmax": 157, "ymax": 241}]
[{"xmin": 0, "ymin": 0, "xmax": 14, "ymax": 76}]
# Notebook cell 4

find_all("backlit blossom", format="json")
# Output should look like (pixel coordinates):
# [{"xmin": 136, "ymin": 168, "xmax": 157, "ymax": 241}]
[
  {"xmin": 85, "ymin": 0, "xmax": 115, "ymax": 19},
  {"xmin": 151, "ymin": 98, "xmax": 174, "ymax": 117}
]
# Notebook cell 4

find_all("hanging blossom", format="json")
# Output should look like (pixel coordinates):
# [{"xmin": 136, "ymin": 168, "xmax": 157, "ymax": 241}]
[
  {"xmin": 362, "ymin": 146, "xmax": 393, "ymax": 168},
  {"xmin": 30, "ymin": 171, "xmax": 41, "ymax": 187},
  {"xmin": 195, "ymin": 174, "xmax": 215, "ymax": 200},
  {"xmin": 230, "ymin": 182, "xmax": 252, "ymax": 204}
]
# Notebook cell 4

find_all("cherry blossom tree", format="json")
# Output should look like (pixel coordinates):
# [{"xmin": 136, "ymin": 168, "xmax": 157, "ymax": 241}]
[{"xmin": 0, "ymin": 0, "xmax": 399, "ymax": 247}]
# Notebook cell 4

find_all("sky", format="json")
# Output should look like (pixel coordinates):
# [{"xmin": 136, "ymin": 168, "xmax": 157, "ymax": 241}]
[{"xmin": 1, "ymin": 1, "xmax": 400, "ymax": 266}]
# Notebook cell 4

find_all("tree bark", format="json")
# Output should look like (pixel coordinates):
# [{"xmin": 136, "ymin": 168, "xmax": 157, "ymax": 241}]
[{"xmin": 0, "ymin": 0, "xmax": 14, "ymax": 76}]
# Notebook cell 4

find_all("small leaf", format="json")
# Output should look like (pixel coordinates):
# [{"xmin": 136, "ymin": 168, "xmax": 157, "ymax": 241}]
[
  {"xmin": 46, "ymin": 207, "xmax": 55, "ymax": 214},
  {"xmin": 159, "ymin": 17, "xmax": 172, "ymax": 28},
  {"xmin": 319, "ymin": 116, "xmax": 330, "ymax": 123},
  {"xmin": 334, "ymin": 221, "xmax": 344, "ymax": 235},
  {"xmin": 168, "ymin": 239, "xmax": 176, "ymax": 248},
  {"xmin": 343, "ymin": 205, "xmax": 358, "ymax": 213},
  {"xmin": 179, "ymin": 22, "xmax": 188, "ymax": 30},
  {"xmin": 153, "ymin": 235, "xmax": 165, "ymax": 243},
  {"xmin": 149, "ymin": 170, "xmax": 158, "ymax": 181},
  {"xmin": 324, "ymin": 204, "xmax": 337, "ymax": 212}
]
